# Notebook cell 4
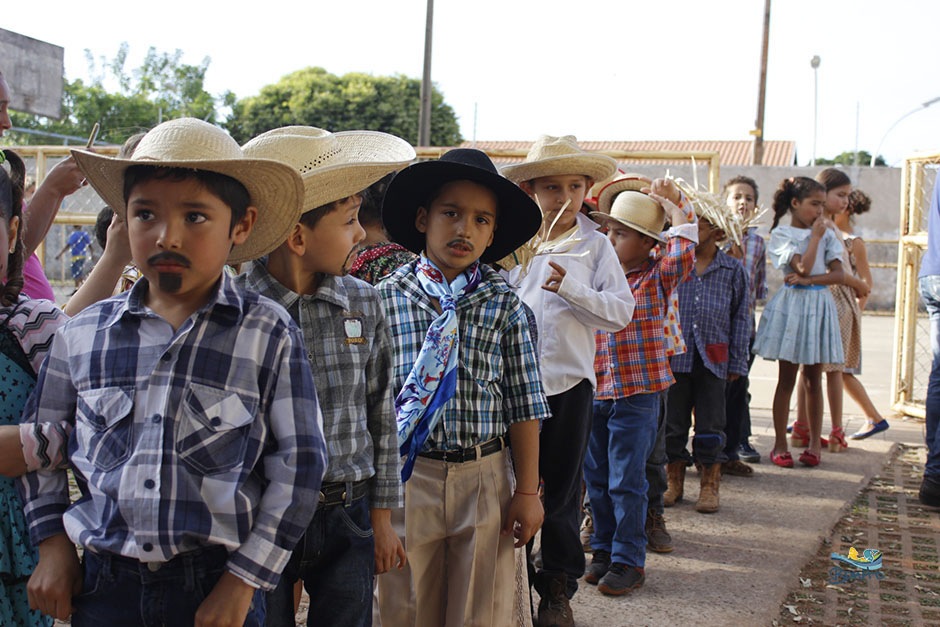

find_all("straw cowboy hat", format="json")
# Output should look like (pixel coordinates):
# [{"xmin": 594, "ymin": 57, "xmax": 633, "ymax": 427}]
[
  {"xmin": 500, "ymin": 135, "xmax": 618, "ymax": 184},
  {"xmin": 673, "ymin": 179, "xmax": 744, "ymax": 247},
  {"xmin": 71, "ymin": 117, "xmax": 305, "ymax": 264},
  {"xmin": 590, "ymin": 174, "xmax": 666, "ymax": 243},
  {"xmin": 242, "ymin": 126, "xmax": 415, "ymax": 210},
  {"xmin": 382, "ymin": 148, "xmax": 542, "ymax": 263}
]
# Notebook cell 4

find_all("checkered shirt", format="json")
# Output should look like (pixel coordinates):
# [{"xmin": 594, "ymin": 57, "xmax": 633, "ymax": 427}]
[
  {"xmin": 236, "ymin": 261, "xmax": 402, "ymax": 509},
  {"xmin": 379, "ymin": 262, "xmax": 551, "ymax": 450},
  {"xmin": 738, "ymin": 228, "xmax": 767, "ymax": 336},
  {"xmin": 669, "ymin": 250, "xmax": 751, "ymax": 379},
  {"xmin": 19, "ymin": 273, "xmax": 328, "ymax": 590},
  {"xmin": 595, "ymin": 229, "xmax": 697, "ymax": 399}
]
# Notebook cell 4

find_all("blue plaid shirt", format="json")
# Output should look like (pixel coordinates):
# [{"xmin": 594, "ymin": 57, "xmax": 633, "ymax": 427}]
[
  {"xmin": 670, "ymin": 249, "xmax": 750, "ymax": 379},
  {"xmin": 19, "ymin": 273, "xmax": 328, "ymax": 590},
  {"xmin": 378, "ymin": 262, "xmax": 551, "ymax": 450}
]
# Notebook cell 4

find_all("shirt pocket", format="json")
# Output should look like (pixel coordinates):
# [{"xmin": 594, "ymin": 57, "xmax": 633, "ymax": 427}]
[
  {"xmin": 459, "ymin": 321, "xmax": 502, "ymax": 390},
  {"xmin": 175, "ymin": 383, "xmax": 258, "ymax": 475},
  {"xmin": 75, "ymin": 387, "xmax": 135, "ymax": 472}
]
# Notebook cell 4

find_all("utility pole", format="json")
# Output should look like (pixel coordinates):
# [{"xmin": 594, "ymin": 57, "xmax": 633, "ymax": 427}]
[
  {"xmin": 417, "ymin": 0, "xmax": 434, "ymax": 148},
  {"xmin": 811, "ymin": 55, "xmax": 820, "ymax": 166},
  {"xmin": 751, "ymin": 0, "xmax": 771, "ymax": 165}
]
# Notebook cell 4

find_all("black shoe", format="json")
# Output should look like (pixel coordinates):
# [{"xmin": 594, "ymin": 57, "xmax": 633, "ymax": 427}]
[
  {"xmin": 921, "ymin": 475, "xmax": 940, "ymax": 507},
  {"xmin": 584, "ymin": 549, "xmax": 610, "ymax": 584},
  {"xmin": 537, "ymin": 574, "xmax": 574, "ymax": 627},
  {"xmin": 597, "ymin": 562, "xmax": 645, "ymax": 596},
  {"xmin": 646, "ymin": 509, "xmax": 674, "ymax": 553},
  {"xmin": 739, "ymin": 440, "xmax": 761, "ymax": 463}
]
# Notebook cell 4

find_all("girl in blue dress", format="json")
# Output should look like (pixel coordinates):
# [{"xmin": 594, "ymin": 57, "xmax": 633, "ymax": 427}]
[
  {"xmin": 753, "ymin": 177, "xmax": 844, "ymax": 469},
  {"xmin": 0, "ymin": 150, "xmax": 68, "ymax": 627}
]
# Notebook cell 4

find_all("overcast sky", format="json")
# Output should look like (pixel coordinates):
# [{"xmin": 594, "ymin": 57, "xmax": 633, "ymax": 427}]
[{"xmin": 5, "ymin": 0, "xmax": 940, "ymax": 165}]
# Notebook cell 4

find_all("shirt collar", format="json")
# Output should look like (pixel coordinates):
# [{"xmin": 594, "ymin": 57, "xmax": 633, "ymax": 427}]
[
  {"xmin": 699, "ymin": 249, "xmax": 739, "ymax": 276},
  {"xmin": 243, "ymin": 259, "xmax": 350, "ymax": 311},
  {"xmin": 390, "ymin": 260, "xmax": 509, "ymax": 311},
  {"xmin": 102, "ymin": 271, "xmax": 244, "ymax": 329}
]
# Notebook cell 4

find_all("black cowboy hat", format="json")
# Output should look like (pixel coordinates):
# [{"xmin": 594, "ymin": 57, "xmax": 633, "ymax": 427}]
[{"xmin": 382, "ymin": 148, "xmax": 542, "ymax": 263}]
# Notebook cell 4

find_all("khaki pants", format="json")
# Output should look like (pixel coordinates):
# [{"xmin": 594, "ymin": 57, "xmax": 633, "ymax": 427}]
[
  {"xmin": 375, "ymin": 506, "xmax": 416, "ymax": 626},
  {"xmin": 405, "ymin": 448, "xmax": 515, "ymax": 627}
]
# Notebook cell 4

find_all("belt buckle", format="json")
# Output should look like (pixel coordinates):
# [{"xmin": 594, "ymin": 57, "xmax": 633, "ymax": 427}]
[
  {"xmin": 146, "ymin": 562, "xmax": 161, "ymax": 572},
  {"xmin": 318, "ymin": 491, "xmax": 326, "ymax": 503}
]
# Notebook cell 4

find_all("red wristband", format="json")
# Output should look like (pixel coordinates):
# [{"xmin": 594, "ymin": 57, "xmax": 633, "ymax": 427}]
[{"xmin": 515, "ymin": 490, "xmax": 538, "ymax": 496}]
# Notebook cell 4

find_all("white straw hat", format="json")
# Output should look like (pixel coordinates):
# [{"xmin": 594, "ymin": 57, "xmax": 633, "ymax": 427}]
[
  {"xmin": 71, "ymin": 117, "xmax": 305, "ymax": 264},
  {"xmin": 590, "ymin": 176, "xmax": 666, "ymax": 243},
  {"xmin": 500, "ymin": 135, "xmax": 617, "ymax": 184},
  {"xmin": 242, "ymin": 126, "xmax": 415, "ymax": 211}
]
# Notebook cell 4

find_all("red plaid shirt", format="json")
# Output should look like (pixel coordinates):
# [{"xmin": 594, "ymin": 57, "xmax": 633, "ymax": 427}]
[{"xmin": 595, "ymin": 231, "xmax": 696, "ymax": 399}]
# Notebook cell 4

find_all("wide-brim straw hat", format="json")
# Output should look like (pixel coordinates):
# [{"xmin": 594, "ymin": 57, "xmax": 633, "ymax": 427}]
[
  {"xmin": 590, "ymin": 174, "xmax": 665, "ymax": 243},
  {"xmin": 501, "ymin": 135, "xmax": 618, "ymax": 184},
  {"xmin": 242, "ymin": 126, "xmax": 415, "ymax": 211},
  {"xmin": 382, "ymin": 148, "xmax": 542, "ymax": 264},
  {"xmin": 72, "ymin": 117, "xmax": 304, "ymax": 264}
]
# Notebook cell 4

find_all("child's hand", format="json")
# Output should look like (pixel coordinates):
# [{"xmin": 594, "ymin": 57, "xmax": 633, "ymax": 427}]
[
  {"xmin": 728, "ymin": 374, "xmax": 741, "ymax": 382},
  {"xmin": 785, "ymin": 273, "xmax": 810, "ymax": 286},
  {"xmin": 542, "ymin": 261, "xmax": 567, "ymax": 293},
  {"xmin": 194, "ymin": 571, "xmax": 256, "ymax": 627},
  {"xmin": 648, "ymin": 191, "xmax": 688, "ymax": 227},
  {"xmin": 27, "ymin": 533, "xmax": 82, "ymax": 620},
  {"xmin": 853, "ymin": 279, "xmax": 871, "ymax": 298},
  {"xmin": 371, "ymin": 508, "xmax": 407, "ymax": 574},
  {"xmin": 811, "ymin": 216, "xmax": 827, "ymax": 239},
  {"xmin": 502, "ymin": 492, "xmax": 544, "ymax": 548},
  {"xmin": 40, "ymin": 156, "xmax": 86, "ymax": 198},
  {"xmin": 645, "ymin": 178, "xmax": 681, "ymax": 205},
  {"xmin": 102, "ymin": 214, "xmax": 133, "ymax": 266}
]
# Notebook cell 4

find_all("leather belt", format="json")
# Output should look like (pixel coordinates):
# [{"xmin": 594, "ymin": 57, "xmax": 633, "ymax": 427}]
[
  {"xmin": 418, "ymin": 435, "xmax": 507, "ymax": 463},
  {"xmin": 318, "ymin": 480, "xmax": 369, "ymax": 507}
]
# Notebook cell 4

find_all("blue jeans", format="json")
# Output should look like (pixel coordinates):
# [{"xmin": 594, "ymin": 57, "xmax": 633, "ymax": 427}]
[
  {"xmin": 584, "ymin": 394, "xmax": 658, "ymax": 567},
  {"xmin": 71, "ymin": 546, "xmax": 265, "ymax": 627},
  {"xmin": 264, "ymin": 493, "xmax": 374, "ymax": 627},
  {"xmin": 920, "ymin": 276, "xmax": 940, "ymax": 478}
]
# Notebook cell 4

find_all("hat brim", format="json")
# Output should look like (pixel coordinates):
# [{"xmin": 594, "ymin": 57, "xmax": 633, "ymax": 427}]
[
  {"xmin": 73, "ymin": 150, "xmax": 304, "ymax": 265},
  {"xmin": 293, "ymin": 131, "xmax": 415, "ymax": 210},
  {"xmin": 589, "ymin": 212, "xmax": 666, "ymax": 243},
  {"xmin": 382, "ymin": 160, "xmax": 542, "ymax": 263},
  {"xmin": 500, "ymin": 154, "xmax": 617, "ymax": 184}
]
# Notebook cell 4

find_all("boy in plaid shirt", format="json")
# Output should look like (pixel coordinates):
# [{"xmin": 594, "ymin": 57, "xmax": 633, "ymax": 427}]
[
  {"xmin": 378, "ymin": 149, "xmax": 551, "ymax": 626},
  {"xmin": 665, "ymin": 187, "xmax": 750, "ymax": 514},
  {"xmin": 19, "ymin": 119, "xmax": 328, "ymax": 626},
  {"xmin": 585, "ymin": 175, "xmax": 696, "ymax": 595}
]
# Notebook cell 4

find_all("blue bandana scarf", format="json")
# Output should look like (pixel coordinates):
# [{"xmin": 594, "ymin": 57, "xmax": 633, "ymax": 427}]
[{"xmin": 396, "ymin": 255, "xmax": 481, "ymax": 481}]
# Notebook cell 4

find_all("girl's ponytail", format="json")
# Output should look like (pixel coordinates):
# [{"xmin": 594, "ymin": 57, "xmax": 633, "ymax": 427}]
[
  {"xmin": 0, "ymin": 150, "xmax": 26, "ymax": 307},
  {"xmin": 771, "ymin": 176, "xmax": 825, "ymax": 229}
]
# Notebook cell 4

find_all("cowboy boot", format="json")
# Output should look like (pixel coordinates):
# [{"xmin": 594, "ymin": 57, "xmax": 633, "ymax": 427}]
[
  {"xmin": 696, "ymin": 463, "xmax": 721, "ymax": 513},
  {"xmin": 663, "ymin": 461, "xmax": 685, "ymax": 507}
]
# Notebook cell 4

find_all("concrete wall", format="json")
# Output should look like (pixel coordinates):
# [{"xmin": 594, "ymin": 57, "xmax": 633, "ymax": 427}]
[{"xmin": 611, "ymin": 163, "xmax": 915, "ymax": 310}]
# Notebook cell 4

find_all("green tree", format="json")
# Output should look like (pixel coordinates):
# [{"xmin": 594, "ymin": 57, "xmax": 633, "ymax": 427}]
[
  {"xmin": 225, "ymin": 67, "xmax": 462, "ymax": 146},
  {"xmin": 816, "ymin": 150, "xmax": 886, "ymax": 166},
  {"xmin": 5, "ymin": 43, "xmax": 221, "ymax": 146}
]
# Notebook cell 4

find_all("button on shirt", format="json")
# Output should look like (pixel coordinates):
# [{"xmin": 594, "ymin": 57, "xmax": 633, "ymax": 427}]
[
  {"xmin": 507, "ymin": 213, "xmax": 635, "ymax": 396},
  {"xmin": 20, "ymin": 273, "xmax": 328, "ymax": 591},
  {"xmin": 235, "ymin": 261, "xmax": 403, "ymax": 509},
  {"xmin": 379, "ymin": 262, "xmax": 551, "ymax": 450},
  {"xmin": 670, "ymin": 249, "xmax": 750, "ymax": 379}
]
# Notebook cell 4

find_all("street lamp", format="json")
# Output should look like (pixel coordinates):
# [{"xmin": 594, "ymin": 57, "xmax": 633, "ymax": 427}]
[
  {"xmin": 870, "ymin": 96, "xmax": 940, "ymax": 167},
  {"xmin": 810, "ymin": 55, "xmax": 820, "ymax": 166}
]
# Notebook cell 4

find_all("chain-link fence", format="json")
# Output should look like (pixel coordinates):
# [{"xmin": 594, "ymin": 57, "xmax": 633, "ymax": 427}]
[{"xmin": 891, "ymin": 154, "xmax": 938, "ymax": 418}]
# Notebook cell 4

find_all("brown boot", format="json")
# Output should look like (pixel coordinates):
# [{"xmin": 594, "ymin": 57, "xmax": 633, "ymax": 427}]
[
  {"xmin": 537, "ymin": 574, "xmax": 574, "ymax": 627},
  {"xmin": 696, "ymin": 463, "xmax": 721, "ymax": 513},
  {"xmin": 663, "ymin": 461, "xmax": 686, "ymax": 507}
]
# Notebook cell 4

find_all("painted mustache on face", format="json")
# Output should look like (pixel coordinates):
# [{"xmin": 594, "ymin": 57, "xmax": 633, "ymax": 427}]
[
  {"xmin": 446, "ymin": 239, "xmax": 474, "ymax": 251},
  {"xmin": 148, "ymin": 252, "xmax": 191, "ymax": 293}
]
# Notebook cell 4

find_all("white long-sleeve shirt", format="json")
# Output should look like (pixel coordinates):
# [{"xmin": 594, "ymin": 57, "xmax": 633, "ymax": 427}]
[{"xmin": 508, "ymin": 213, "xmax": 635, "ymax": 396}]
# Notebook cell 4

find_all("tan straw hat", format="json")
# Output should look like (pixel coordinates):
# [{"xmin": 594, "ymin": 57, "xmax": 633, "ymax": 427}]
[
  {"xmin": 242, "ymin": 126, "xmax": 415, "ymax": 211},
  {"xmin": 71, "ymin": 117, "xmax": 305, "ymax": 264},
  {"xmin": 673, "ymin": 178, "xmax": 744, "ymax": 246},
  {"xmin": 501, "ymin": 135, "xmax": 618, "ymax": 184},
  {"xmin": 590, "ymin": 174, "xmax": 665, "ymax": 243}
]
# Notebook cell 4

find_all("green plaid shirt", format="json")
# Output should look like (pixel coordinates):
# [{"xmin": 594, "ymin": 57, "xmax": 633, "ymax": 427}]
[
  {"xmin": 378, "ymin": 262, "xmax": 551, "ymax": 451},
  {"xmin": 236, "ymin": 261, "xmax": 402, "ymax": 509}
]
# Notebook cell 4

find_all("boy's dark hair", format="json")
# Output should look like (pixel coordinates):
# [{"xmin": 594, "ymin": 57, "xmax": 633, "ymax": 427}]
[
  {"xmin": 848, "ymin": 189, "xmax": 872, "ymax": 216},
  {"xmin": 298, "ymin": 195, "xmax": 359, "ymax": 230},
  {"xmin": 724, "ymin": 175, "xmax": 759, "ymax": 201},
  {"xmin": 95, "ymin": 207, "xmax": 114, "ymax": 249},
  {"xmin": 815, "ymin": 167, "xmax": 851, "ymax": 192},
  {"xmin": 122, "ymin": 166, "xmax": 250, "ymax": 232},
  {"xmin": 0, "ymin": 149, "xmax": 27, "ymax": 306},
  {"xmin": 358, "ymin": 173, "xmax": 396, "ymax": 227},
  {"xmin": 772, "ymin": 176, "xmax": 825, "ymax": 229}
]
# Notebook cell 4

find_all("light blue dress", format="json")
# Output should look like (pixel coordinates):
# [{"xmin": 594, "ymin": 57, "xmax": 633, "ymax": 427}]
[{"xmin": 753, "ymin": 225, "xmax": 845, "ymax": 365}]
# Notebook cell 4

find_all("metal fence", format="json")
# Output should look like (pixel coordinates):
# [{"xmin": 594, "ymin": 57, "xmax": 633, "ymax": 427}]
[{"xmin": 891, "ymin": 153, "xmax": 939, "ymax": 418}]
